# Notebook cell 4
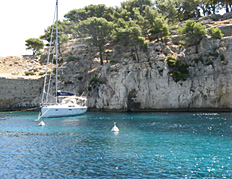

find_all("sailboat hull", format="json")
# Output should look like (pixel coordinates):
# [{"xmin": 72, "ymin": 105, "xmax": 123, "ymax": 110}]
[{"xmin": 41, "ymin": 105, "xmax": 87, "ymax": 118}]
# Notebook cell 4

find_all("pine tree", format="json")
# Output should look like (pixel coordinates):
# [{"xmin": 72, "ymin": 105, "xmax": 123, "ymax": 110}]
[{"xmin": 178, "ymin": 20, "xmax": 207, "ymax": 53}]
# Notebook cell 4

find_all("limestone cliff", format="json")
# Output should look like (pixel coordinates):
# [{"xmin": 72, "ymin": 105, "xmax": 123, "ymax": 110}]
[
  {"xmin": 84, "ymin": 37, "xmax": 232, "ymax": 111},
  {"xmin": 58, "ymin": 15, "xmax": 232, "ymax": 112},
  {"xmin": 1, "ymin": 13, "xmax": 232, "ymax": 111}
]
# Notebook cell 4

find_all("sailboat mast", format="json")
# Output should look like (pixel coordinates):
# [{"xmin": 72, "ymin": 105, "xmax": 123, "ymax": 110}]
[{"xmin": 55, "ymin": 0, "xmax": 59, "ymax": 104}]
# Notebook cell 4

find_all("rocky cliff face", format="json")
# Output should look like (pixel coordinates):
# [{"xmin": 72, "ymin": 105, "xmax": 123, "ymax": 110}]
[
  {"xmin": 1, "ymin": 14, "xmax": 232, "ymax": 111},
  {"xmin": 59, "ymin": 15, "xmax": 232, "ymax": 111},
  {"xmin": 83, "ymin": 37, "xmax": 232, "ymax": 111}
]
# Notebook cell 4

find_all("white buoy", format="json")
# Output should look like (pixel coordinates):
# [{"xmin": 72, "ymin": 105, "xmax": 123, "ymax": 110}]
[
  {"xmin": 111, "ymin": 121, "xmax": 119, "ymax": 132},
  {"xmin": 39, "ymin": 121, "xmax": 46, "ymax": 126}
]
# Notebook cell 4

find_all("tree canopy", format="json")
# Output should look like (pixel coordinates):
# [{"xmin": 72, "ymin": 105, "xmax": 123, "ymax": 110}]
[
  {"xmin": 112, "ymin": 19, "xmax": 146, "ymax": 61},
  {"xmin": 40, "ymin": 20, "xmax": 69, "ymax": 54},
  {"xmin": 149, "ymin": 16, "xmax": 170, "ymax": 41},
  {"xmin": 25, "ymin": 0, "xmax": 229, "ymax": 61},
  {"xmin": 59, "ymin": 0, "xmax": 229, "ymax": 46},
  {"xmin": 77, "ymin": 17, "xmax": 114, "ymax": 65},
  {"xmin": 25, "ymin": 38, "xmax": 44, "ymax": 56},
  {"xmin": 209, "ymin": 26, "xmax": 224, "ymax": 39},
  {"xmin": 178, "ymin": 20, "xmax": 207, "ymax": 53},
  {"xmin": 64, "ymin": 4, "xmax": 114, "ymax": 22}
]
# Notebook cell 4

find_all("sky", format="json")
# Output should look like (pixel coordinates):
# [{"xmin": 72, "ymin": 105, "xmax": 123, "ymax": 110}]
[{"xmin": 0, "ymin": 0, "xmax": 124, "ymax": 57}]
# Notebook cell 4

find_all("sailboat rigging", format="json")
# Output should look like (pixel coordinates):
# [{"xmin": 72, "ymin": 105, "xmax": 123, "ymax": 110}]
[{"xmin": 38, "ymin": 0, "xmax": 87, "ymax": 120}]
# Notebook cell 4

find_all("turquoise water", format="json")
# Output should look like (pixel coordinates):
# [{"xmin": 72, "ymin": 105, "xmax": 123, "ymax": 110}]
[{"xmin": 0, "ymin": 112, "xmax": 231, "ymax": 178}]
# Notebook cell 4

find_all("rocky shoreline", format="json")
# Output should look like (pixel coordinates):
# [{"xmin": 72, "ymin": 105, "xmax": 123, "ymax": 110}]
[{"xmin": 1, "ymin": 106, "xmax": 231, "ymax": 113}]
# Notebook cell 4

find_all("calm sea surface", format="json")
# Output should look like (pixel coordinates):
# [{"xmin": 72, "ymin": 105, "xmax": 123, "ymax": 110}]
[{"xmin": 0, "ymin": 111, "xmax": 231, "ymax": 179}]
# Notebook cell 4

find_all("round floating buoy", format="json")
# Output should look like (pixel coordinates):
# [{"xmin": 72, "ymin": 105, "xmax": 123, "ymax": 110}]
[
  {"xmin": 111, "ymin": 121, "xmax": 119, "ymax": 132},
  {"xmin": 39, "ymin": 121, "xmax": 46, "ymax": 126}
]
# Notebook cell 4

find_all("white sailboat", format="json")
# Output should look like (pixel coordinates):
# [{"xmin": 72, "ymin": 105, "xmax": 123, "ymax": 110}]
[{"xmin": 38, "ymin": 0, "xmax": 87, "ymax": 119}]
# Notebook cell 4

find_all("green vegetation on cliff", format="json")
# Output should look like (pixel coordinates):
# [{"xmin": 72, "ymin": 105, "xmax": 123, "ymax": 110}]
[
  {"xmin": 24, "ymin": 0, "xmax": 226, "ymax": 83},
  {"xmin": 77, "ymin": 17, "xmax": 114, "ymax": 65},
  {"xmin": 26, "ymin": 0, "xmax": 229, "ymax": 56},
  {"xmin": 209, "ymin": 26, "xmax": 224, "ymax": 39},
  {"xmin": 166, "ymin": 56, "xmax": 190, "ymax": 82},
  {"xmin": 25, "ymin": 38, "xmax": 44, "ymax": 56},
  {"xmin": 177, "ymin": 20, "xmax": 207, "ymax": 53}
]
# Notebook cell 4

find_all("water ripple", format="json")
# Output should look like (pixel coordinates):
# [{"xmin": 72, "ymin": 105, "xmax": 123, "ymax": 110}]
[{"xmin": 0, "ymin": 112, "xmax": 231, "ymax": 178}]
